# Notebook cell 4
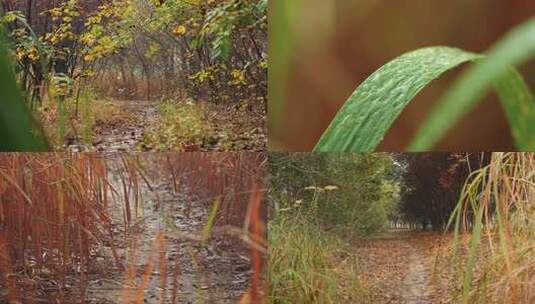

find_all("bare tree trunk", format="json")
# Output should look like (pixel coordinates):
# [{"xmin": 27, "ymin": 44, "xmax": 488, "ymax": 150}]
[
  {"xmin": 1, "ymin": 0, "xmax": 13, "ymax": 14},
  {"xmin": 132, "ymin": 39, "xmax": 151, "ymax": 100},
  {"xmin": 25, "ymin": 0, "xmax": 33, "ymax": 25}
]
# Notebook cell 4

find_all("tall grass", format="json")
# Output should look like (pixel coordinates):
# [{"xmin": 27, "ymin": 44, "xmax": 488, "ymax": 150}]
[
  {"xmin": 0, "ymin": 153, "xmax": 119, "ymax": 302},
  {"xmin": 450, "ymin": 152, "xmax": 535, "ymax": 303},
  {"xmin": 163, "ymin": 152, "xmax": 267, "ymax": 226},
  {"xmin": 269, "ymin": 211, "xmax": 365, "ymax": 303},
  {"xmin": 0, "ymin": 153, "xmax": 267, "ymax": 303},
  {"xmin": 38, "ymin": 92, "xmax": 99, "ymax": 149}
]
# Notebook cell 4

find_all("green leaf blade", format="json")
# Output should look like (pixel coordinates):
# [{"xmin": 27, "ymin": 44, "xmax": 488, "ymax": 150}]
[
  {"xmin": 0, "ymin": 28, "xmax": 49, "ymax": 151},
  {"xmin": 201, "ymin": 199, "xmax": 220, "ymax": 245},
  {"xmin": 409, "ymin": 17, "xmax": 535, "ymax": 150},
  {"xmin": 493, "ymin": 68, "xmax": 535, "ymax": 150},
  {"xmin": 314, "ymin": 47, "xmax": 482, "ymax": 152}
]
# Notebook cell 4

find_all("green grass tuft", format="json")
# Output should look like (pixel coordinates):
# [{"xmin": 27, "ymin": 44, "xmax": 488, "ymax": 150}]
[{"xmin": 269, "ymin": 214, "xmax": 366, "ymax": 303}]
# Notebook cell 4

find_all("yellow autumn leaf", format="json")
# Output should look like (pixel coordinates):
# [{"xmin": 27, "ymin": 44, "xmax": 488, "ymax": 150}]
[
  {"xmin": 173, "ymin": 25, "xmax": 186, "ymax": 36},
  {"xmin": 258, "ymin": 60, "xmax": 268, "ymax": 69},
  {"xmin": 83, "ymin": 54, "xmax": 94, "ymax": 62},
  {"xmin": 16, "ymin": 51, "xmax": 25, "ymax": 61},
  {"xmin": 50, "ymin": 9, "xmax": 61, "ymax": 18},
  {"xmin": 231, "ymin": 69, "xmax": 246, "ymax": 85},
  {"xmin": 27, "ymin": 48, "xmax": 39, "ymax": 61}
]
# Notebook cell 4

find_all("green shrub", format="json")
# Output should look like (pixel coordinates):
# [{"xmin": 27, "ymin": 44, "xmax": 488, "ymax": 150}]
[{"xmin": 269, "ymin": 153, "xmax": 400, "ymax": 237}]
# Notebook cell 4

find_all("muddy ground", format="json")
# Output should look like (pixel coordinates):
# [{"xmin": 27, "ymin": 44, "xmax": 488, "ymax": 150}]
[
  {"xmin": 67, "ymin": 99, "xmax": 267, "ymax": 153},
  {"xmin": 9, "ymin": 156, "xmax": 254, "ymax": 304},
  {"xmin": 68, "ymin": 100, "xmax": 158, "ymax": 153}
]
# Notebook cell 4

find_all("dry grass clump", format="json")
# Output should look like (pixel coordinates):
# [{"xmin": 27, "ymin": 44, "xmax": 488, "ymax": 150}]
[
  {"xmin": 451, "ymin": 152, "xmax": 535, "ymax": 303},
  {"xmin": 141, "ymin": 101, "xmax": 215, "ymax": 151}
]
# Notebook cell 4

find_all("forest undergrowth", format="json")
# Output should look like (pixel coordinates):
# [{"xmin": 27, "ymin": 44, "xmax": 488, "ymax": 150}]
[
  {"xmin": 0, "ymin": 0, "xmax": 267, "ymax": 151},
  {"xmin": 38, "ymin": 94, "xmax": 266, "ymax": 152}
]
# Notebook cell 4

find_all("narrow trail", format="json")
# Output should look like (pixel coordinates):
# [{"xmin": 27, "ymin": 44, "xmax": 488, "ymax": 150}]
[
  {"xmin": 356, "ymin": 230, "xmax": 446, "ymax": 304},
  {"xmin": 68, "ymin": 100, "xmax": 158, "ymax": 153},
  {"xmin": 401, "ymin": 245, "xmax": 431, "ymax": 304},
  {"xmin": 78, "ymin": 157, "xmax": 251, "ymax": 304},
  {"xmin": 66, "ymin": 99, "xmax": 267, "ymax": 152},
  {"xmin": 91, "ymin": 100, "xmax": 158, "ymax": 152}
]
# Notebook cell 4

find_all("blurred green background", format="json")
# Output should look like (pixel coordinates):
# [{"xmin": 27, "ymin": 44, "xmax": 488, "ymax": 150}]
[{"xmin": 269, "ymin": 0, "xmax": 535, "ymax": 151}]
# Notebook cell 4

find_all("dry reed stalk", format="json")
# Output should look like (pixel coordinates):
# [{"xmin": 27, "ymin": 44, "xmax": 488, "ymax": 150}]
[
  {"xmin": 0, "ymin": 153, "xmax": 129, "ymax": 301},
  {"xmin": 171, "ymin": 249, "xmax": 181, "ymax": 304},
  {"xmin": 454, "ymin": 152, "xmax": 535, "ymax": 303},
  {"xmin": 162, "ymin": 153, "xmax": 266, "ymax": 227},
  {"xmin": 0, "ymin": 232, "xmax": 19, "ymax": 303},
  {"xmin": 248, "ymin": 186, "xmax": 265, "ymax": 303},
  {"xmin": 121, "ymin": 172, "xmax": 132, "ymax": 228}
]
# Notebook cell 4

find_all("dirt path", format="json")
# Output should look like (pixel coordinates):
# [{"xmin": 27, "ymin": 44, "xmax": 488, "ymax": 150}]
[
  {"xmin": 92, "ymin": 100, "xmax": 158, "ymax": 152},
  {"xmin": 69, "ymin": 100, "xmax": 158, "ymax": 153},
  {"xmin": 356, "ymin": 230, "xmax": 448, "ymax": 304},
  {"xmin": 78, "ymin": 157, "xmax": 251, "ymax": 303},
  {"xmin": 401, "ymin": 246, "xmax": 430, "ymax": 303},
  {"xmin": 66, "ymin": 99, "xmax": 267, "ymax": 152}
]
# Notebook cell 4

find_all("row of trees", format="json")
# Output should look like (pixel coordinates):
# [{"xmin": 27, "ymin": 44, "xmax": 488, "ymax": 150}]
[
  {"xmin": 1, "ymin": 0, "xmax": 267, "ymax": 108},
  {"xmin": 270, "ymin": 153, "xmax": 493, "ymax": 234},
  {"xmin": 396, "ymin": 153, "xmax": 490, "ymax": 231},
  {"xmin": 269, "ymin": 153, "xmax": 401, "ymax": 236}
]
